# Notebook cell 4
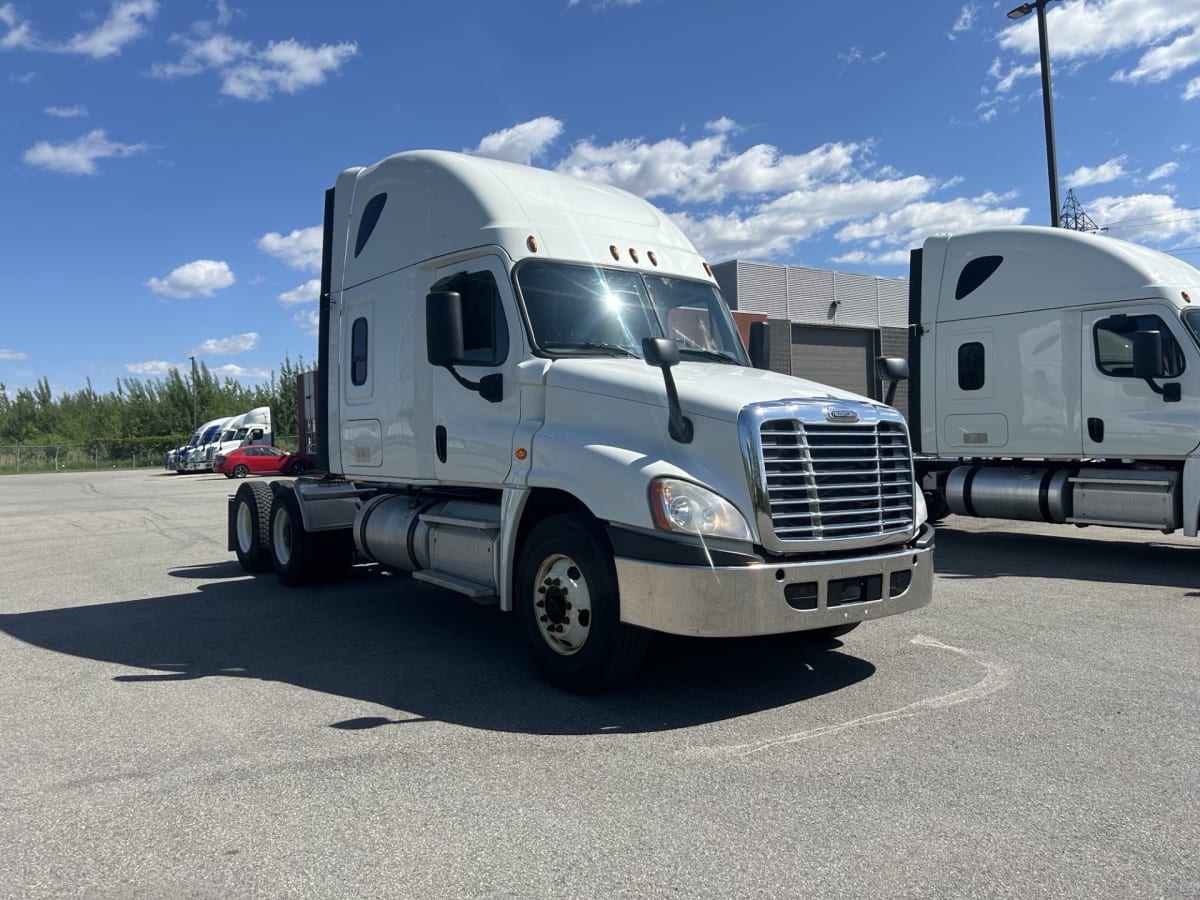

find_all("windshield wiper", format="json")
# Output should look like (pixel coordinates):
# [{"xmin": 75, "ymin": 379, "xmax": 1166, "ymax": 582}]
[
  {"xmin": 677, "ymin": 347, "xmax": 742, "ymax": 364},
  {"xmin": 541, "ymin": 341, "xmax": 640, "ymax": 358}
]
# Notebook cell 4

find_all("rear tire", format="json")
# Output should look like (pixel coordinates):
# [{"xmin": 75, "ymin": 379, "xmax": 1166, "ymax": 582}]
[
  {"xmin": 270, "ymin": 489, "xmax": 353, "ymax": 586},
  {"xmin": 233, "ymin": 464, "xmax": 249, "ymax": 479},
  {"xmin": 232, "ymin": 481, "xmax": 273, "ymax": 573},
  {"xmin": 515, "ymin": 514, "xmax": 648, "ymax": 693}
]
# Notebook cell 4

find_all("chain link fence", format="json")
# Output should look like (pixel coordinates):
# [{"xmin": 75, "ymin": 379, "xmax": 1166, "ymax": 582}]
[{"xmin": 0, "ymin": 436, "xmax": 300, "ymax": 474}]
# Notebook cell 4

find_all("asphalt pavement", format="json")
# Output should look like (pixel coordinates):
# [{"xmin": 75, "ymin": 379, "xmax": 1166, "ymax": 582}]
[{"xmin": 1, "ymin": 469, "xmax": 1197, "ymax": 899}]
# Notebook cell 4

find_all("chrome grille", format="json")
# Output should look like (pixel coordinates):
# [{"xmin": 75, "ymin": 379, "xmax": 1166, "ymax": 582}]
[{"xmin": 758, "ymin": 417, "xmax": 914, "ymax": 544}]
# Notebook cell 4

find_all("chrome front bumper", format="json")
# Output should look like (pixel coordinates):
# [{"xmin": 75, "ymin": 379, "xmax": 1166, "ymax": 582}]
[{"xmin": 615, "ymin": 526, "xmax": 934, "ymax": 638}]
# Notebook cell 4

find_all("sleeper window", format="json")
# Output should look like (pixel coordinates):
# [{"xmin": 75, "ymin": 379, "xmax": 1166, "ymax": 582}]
[
  {"xmin": 958, "ymin": 342, "xmax": 985, "ymax": 391},
  {"xmin": 351, "ymin": 317, "xmax": 369, "ymax": 385}
]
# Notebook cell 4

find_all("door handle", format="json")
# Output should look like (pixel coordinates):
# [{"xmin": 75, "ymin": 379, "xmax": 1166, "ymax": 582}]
[{"xmin": 1087, "ymin": 417, "xmax": 1104, "ymax": 443}]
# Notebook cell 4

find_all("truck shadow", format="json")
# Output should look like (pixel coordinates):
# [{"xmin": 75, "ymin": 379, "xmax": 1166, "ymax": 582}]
[
  {"xmin": 0, "ymin": 564, "xmax": 875, "ymax": 735},
  {"xmin": 934, "ymin": 521, "xmax": 1200, "ymax": 590}
]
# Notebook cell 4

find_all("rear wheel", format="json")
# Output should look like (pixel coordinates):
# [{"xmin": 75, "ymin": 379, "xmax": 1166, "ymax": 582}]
[
  {"xmin": 270, "ymin": 489, "xmax": 353, "ymax": 586},
  {"xmin": 515, "ymin": 514, "xmax": 648, "ymax": 693},
  {"xmin": 233, "ymin": 464, "xmax": 249, "ymax": 479},
  {"xmin": 232, "ymin": 481, "xmax": 273, "ymax": 573}
]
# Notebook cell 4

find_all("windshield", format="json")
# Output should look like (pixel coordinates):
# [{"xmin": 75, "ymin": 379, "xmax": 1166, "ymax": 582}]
[
  {"xmin": 1183, "ymin": 308, "xmax": 1200, "ymax": 346},
  {"xmin": 515, "ymin": 261, "xmax": 750, "ymax": 365}
]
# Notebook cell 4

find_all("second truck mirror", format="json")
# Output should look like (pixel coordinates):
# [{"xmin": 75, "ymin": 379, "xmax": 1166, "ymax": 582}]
[
  {"xmin": 426, "ymin": 291, "xmax": 465, "ymax": 366},
  {"xmin": 1131, "ymin": 331, "xmax": 1165, "ymax": 379}
]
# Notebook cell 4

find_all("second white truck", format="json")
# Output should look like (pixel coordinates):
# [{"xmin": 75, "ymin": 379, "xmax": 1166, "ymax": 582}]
[
  {"xmin": 227, "ymin": 150, "xmax": 934, "ymax": 691},
  {"xmin": 907, "ymin": 225, "xmax": 1200, "ymax": 535}
]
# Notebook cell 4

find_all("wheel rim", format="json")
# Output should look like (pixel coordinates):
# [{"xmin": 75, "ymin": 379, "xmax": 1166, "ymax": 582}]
[
  {"xmin": 533, "ymin": 553, "xmax": 592, "ymax": 656},
  {"xmin": 236, "ymin": 501, "xmax": 255, "ymax": 553},
  {"xmin": 272, "ymin": 506, "xmax": 293, "ymax": 566},
  {"xmin": 235, "ymin": 465, "xmax": 248, "ymax": 478}
]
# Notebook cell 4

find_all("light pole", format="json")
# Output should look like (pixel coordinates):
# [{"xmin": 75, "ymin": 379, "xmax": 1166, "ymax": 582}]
[
  {"xmin": 189, "ymin": 355, "xmax": 198, "ymax": 430},
  {"xmin": 1007, "ymin": 0, "xmax": 1060, "ymax": 227}
]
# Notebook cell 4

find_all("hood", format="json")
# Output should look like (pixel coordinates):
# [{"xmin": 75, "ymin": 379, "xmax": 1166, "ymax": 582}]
[{"xmin": 543, "ymin": 358, "xmax": 882, "ymax": 422}]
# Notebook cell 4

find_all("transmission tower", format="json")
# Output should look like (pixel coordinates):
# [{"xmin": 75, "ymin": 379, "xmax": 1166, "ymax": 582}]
[{"xmin": 1059, "ymin": 189, "xmax": 1099, "ymax": 231}]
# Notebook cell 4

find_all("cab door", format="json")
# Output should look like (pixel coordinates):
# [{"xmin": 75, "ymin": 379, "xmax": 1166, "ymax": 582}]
[
  {"xmin": 428, "ymin": 255, "xmax": 525, "ymax": 485},
  {"xmin": 1081, "ymin": 305, "xmax": 1200, "ymax": 458}
]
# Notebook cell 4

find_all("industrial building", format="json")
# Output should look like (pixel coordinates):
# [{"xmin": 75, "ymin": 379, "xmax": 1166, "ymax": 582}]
[{"xmin": 714, "ymin": 258, "xmax": 911, "ymax": 418}]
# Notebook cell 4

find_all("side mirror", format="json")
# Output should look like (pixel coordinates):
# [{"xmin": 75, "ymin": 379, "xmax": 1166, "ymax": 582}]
[
  {"xmin": 875, "ymin": 356, "xmax": 909, "ymax": 407},
  {"xmin": 748, "ymin": 321, "xmax": 770, "ymax": 370},
  {"xmin": 642, "ymin": 336, "xmax": 680, "ymax": 368},
  {"xmin": 876, "ymin": 356, "xmax": 909, "ymax": 382},
  {"xmin": 1132, "ymin": 331, "xmax": 1165, "ymax": 379},
  {"xmin": 426, "ymin": 291, "xmax": 464, "ymax": 366},
  {"xmin": 641, "ymin": 336, "xmax": 692, "ymax": 443}
]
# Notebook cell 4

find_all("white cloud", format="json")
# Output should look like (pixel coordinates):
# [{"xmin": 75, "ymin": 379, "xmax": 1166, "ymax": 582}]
[
  {"xmin": 194, "ymin": 332, "xmax": 259, "ymax": 355},
  {"xmin": 125, "ymin": 360, "xmax": 180, "ymax": 376},
  {"xmin": 0, "ymin": 3, "xmax": 36, "ymax": 50},
  {"xmin": 996, "ymin": 0, "xmax": 1200, "ymax": 95},
  {"xmin": 950, "ymin": 4, "xmax": 979, "ymax": 39},
  {"xmin": 1185, "ymin": 76, "xmax": 1200, "ymax": 99},
  {"xmin": 153, "ymin": 28, "xmax": 357, "ymax": 101},
  {"xmin": 22, "ymin": 129, "xmax": 148, "ymax": 175},
  {"xmin": 258, "ymin": 227, "xmax": 322, "ymax": 271},
  {"xmin": 469, "ymin": 116, "xmax": 564, "ymax": 164},
  {"xmin": 0, "ymin": 348, "xmax": 29, "ymax": 360},
  {"xmin": 64, "ymin": 0, "xmax": 157, "ymax": 59},
  {"xmin": 211, "ymin": 363, "xmax": 271, "ymax": 379},
  {"xmin": 293, "ymin": 308, "xmax": 320, "ymax": 336},
  {"xmin": 556, "ymin": 128, "xmax": 860, "ymax": 204},
  {"xmin": 1064, "ymin": 156, "xmax": 1127, "ymax": 188},
  {"xmin": 1147, "ymin": 162, "xmax": 1179, "ymax": 180},
  {"xmin": 146, "ymin": 259, "xmax": 235, "ymax": 298},
  {"xmin": 279, "ymin": 279, "xmax": 320, "ymax": 306},
  {"xmin": 1, "ymin": 0, "xmax": 157, "ymax": 57},
  {"xmin": 44, "ymin": 104, "xmax": 87, "ymax": 118},
  {"xmin": 1085, "ymin": 192, "xmax": 1200, "ymax": 245}
]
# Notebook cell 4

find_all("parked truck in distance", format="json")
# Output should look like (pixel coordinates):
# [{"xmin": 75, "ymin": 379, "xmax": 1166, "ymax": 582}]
[
  {"xmin": 227, "ymin": 150, "xmax": 933, "ymax": 692},
  {"xmin": 177, "ymin": 416, "xmax": 235, "ymax": 473},
  {"xmin": 208, "ymin": 406, "xmax": 272, "ymax": 470},
  {"xmin": 907, "ymin": 225, "xmax": 1200, "ymax": 536}
]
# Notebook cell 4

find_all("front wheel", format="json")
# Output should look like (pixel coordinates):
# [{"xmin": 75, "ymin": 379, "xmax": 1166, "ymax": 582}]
[{"xmin": 515, "ymin": 514, "xmax": 648, "ymax": 693}]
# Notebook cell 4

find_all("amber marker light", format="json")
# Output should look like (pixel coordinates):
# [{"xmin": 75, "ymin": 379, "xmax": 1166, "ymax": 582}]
[
  {"xmin": 610, "ymin": 244, "xmax": 620, "ymax": 260},
  {"xmin": 629, "ymin": 248, "xmax": 639, "ymax": 263},
  {"xmin": 526, "ymin": 235, "xmax": 538, "ymax": 253},
  {"xmin": 702, "ymin": 262, "xmax": 713, "ymax": 277},
  {"xmin": 647, "ymin": 251, "xmax": 658, "ymax": 266},
  {"xmin": 515, "ymin": 448, "xmax": 528, "ymax": 460}
]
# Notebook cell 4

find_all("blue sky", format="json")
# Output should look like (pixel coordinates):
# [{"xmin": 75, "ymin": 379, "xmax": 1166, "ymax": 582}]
[{"xmin": 2, "ymin": 0, "xmax": 1198, "ymax": 398}]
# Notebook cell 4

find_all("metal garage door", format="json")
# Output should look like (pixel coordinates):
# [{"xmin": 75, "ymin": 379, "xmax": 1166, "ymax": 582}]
[{"xmin": 790, "ymin": 325, "xmax": 876, "ymax": 398}]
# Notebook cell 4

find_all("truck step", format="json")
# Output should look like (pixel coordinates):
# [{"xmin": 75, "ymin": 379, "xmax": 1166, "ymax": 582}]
[{"xmin": 412, "ymin": 569, "xmax": 497, "ymax": 600}]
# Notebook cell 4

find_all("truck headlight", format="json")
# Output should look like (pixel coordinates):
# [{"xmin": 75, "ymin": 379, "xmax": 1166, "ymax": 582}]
[{"xmin": 649, "ymin": 479, "xmax": 753, "ymax": 541}]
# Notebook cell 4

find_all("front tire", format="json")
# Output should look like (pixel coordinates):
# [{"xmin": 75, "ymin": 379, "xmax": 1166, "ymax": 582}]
[
  {"xmin": 515, "ymin": 514, "xmax": 648, "ymax": 693},
  {"xmin": 233, "ymin": 481, "xmax": 273, "ymax": 573}
]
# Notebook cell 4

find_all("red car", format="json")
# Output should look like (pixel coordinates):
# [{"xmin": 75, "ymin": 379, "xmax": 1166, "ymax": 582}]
[{"xmin": 213, "ymin": 445, "xmax": 313, "ymax": 478}]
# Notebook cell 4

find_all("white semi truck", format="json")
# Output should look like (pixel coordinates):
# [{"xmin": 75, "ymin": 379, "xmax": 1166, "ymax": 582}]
[
  {"xmin": 227, "ymin": 150, "xmax": 934, "ymax": 691},
  {"xmin": 208, "ymin": 406, "xmax": 273, "ymax": 469},
  {"xmin": 905, "ymin": 226, "xmax": 1200, "ymax": 535},
  {"xmin": 177, "ymin": 416, "xmax": 235, "ymax": 473}
]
